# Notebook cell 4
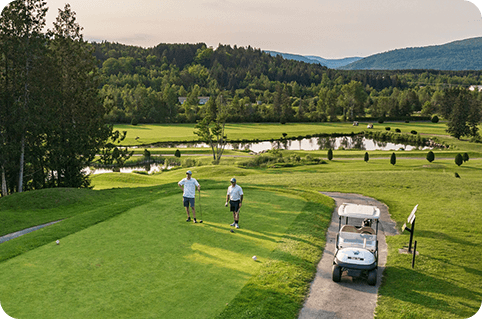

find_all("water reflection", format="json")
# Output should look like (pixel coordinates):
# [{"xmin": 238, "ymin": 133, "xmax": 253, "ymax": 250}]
[{"xmin": 152, "ymin": 136, "xmax": 430, "ymax": 153}]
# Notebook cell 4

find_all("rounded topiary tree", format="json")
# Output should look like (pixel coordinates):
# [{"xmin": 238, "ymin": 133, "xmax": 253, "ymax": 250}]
[
  {"xmin": 364, "ymin": 152, "xmax": 369, "ymax": 163},
  {"xmin": 390, "ymin": 152, "xmax": 396, "ymax": 166},
  {"xmin": 426, "ymin": 151, "xmax": 435, "ymax": 163},
  {"xmin": 455, "ymin": 153, "xmax": 463, "ymax": 166},
  {"xmin": 131, "ymin": 118, "xmax": 139, "ymax": 126},
  {"xmin": 327, "ymin": 148, "xmax": 333, "ymax": 161},
  {"xmin": 431, "ymin": 115, "xmax": 439, "ymax": 123}
]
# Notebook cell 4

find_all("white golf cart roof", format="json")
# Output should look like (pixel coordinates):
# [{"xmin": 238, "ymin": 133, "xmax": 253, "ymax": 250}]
[{"xmin": 338, "ymin": 203, "xmax": 380, "ymax": 219}]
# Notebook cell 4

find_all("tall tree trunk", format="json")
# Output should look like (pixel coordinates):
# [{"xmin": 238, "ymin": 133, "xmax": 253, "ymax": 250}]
[
  {"xmin": 1, "ymin": 165, "xmax": 7, "ymax": 196},
  {"xmin": 18, "ymin": 134, "xmax": 25, "ymax": 192}
]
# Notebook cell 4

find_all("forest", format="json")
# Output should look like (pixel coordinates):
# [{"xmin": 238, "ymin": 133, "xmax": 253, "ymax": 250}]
[
  {"xmin": 92, "ymin": 41, "xmax": 482, "ymax": 128},
  {"xmin": 1, "ymin": 0, "xmax": 481, "ymax": 196}
]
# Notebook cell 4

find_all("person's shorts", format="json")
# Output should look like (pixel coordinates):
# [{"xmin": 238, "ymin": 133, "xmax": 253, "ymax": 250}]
[
  {"xmin": 183, "ymin": 197, "xmax": 195, "ymax": 207},
  {"xmin": 230, "ymin": 200, "xmax": 241, "ymax": 212}
]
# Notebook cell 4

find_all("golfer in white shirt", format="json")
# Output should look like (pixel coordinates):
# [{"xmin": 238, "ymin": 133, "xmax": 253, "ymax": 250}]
[
  {"xmin": 225, "ymin": 177, "xmax": 243, "ymax": 228},
  {"xmin": 178, "ymin": 170, "xmax": 200, "ymax": 223}
]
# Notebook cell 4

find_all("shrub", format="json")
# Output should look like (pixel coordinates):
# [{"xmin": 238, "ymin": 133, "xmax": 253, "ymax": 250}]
[
  {"xmin": 364, "ymin": 152, "xmax": 369, "ymax": 163},
  {"xmin": 390, "ymin": 152, "xmax": 396, "ymax": 166},
  {"xmin": 395, "ymin": 128, "xmax": 401, "ymax": 133},
  {"xmin": 455, "ymin": 153, "xmax": 463, "ymax": 166},
  {"xmin": 174, "ymin": 149, "xmax": 181, "ymax": 158},
  {"xmin": 385, "ymin": 127, "xmax": 391, "ymax": 131},
  {"xmin": 426, "ymin": 151, "xmax": 435, "ymax": 163},
  {"xmin": 378, "ymin": 118, "xmax": 384, "ymax": 124},
  {"xmin": 131, "ymin": 118, "xmax": 139, "ymax": 126},
  {"xmin": 183, "ymin": 158, "xmax": 199, "ymax": 167},
  {"xmin": 463, "ymin": 152, "xmax": 469, "ymax": 162},
  {"xmin": 411, "ymin": 130, "xmax": 418, "ymax": 135},
  {"xmin": 327, "ymin": 148, "xmax": 333, "ymax": 161},
  {"xmin": 431, "ymin": 115, "xmax": 439, "ymax": 123},
  {"xmin": 405, "ymin": 120, "xmax": 409, "ymax": 123}
]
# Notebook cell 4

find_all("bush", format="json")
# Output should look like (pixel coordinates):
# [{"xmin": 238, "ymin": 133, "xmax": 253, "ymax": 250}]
[
  {"xmin": 405, "ymin": 120, "xmax": 410, "ymax": 123},
  {"xmin": 395, "ymin": 128, "xmax": 401, "ymax": 133},
  {"xmin": 131, "ymin": 118, "xmax": 139, "ymax": 126},
  {"xmin": 385, "ymin": 127, "xmax": 391, "ymax": 131},
  {"xmin": 378, "ymin": 118, "xmax": 384, "ymax": 124},
  {"xmin": 411, "ymin": 130, "xmax": 418, "ymax": 135},
  {"xmin": 463, "ymin": 152, "xmax": 469, "ymax": 162},
  {"xmin": 431, "ymin": 115, "xmax": 439, "ymax": 123},
  {"xmin": 364, "ymin": 152, "xmax": 369, "ymax": 163},
  {"xmin": 390, "ymin": 152, "xmax": 396, "ymax": 166},
  {"xmin": 426, "ymin": 151, "xmax": 435, "ymax": 163},
  {"xmin": 455, "ymin": 153, "xmax": 463, "ymax": 166},
  {"xmin": 183, "ymin": 158, "xmax": 200, "ymax": 167},
  {"xmin": 174, "ymin": 149, "xmax": 181, "ymax": 158},
  {"xmin": 327, "ymin": 148, "xmax": 333, "ymax": 161}
]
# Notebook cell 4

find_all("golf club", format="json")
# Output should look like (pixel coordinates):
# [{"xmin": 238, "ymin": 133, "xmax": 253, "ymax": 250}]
[{"xmin": 198, "ymin": 189, "xmax": 203, "ymax": 223}]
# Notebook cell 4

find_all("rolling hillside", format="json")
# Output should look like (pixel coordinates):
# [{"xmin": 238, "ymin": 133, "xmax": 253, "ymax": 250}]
[
  {"xmin": 340, "ymin": 37, "xmax": 482, "ymax": 71},
  {"xmin": 264, "ymin": 50, "xmax": 362, "ymax": 68}
]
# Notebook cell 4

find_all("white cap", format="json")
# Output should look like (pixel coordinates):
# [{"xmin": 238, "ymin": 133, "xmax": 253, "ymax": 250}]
[{"xmin": 186, "ymin": 170, "xmax": 192, "ymax": 175}]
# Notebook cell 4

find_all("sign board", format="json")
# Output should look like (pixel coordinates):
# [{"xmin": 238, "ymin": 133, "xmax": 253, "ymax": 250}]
[{"xmin": 407, "ymin": 204, "xmax": 418, "ymax": 224}]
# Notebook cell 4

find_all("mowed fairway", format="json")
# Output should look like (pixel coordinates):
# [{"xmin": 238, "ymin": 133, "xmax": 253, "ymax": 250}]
[{"xmin": 0, "ymin": 186, "xmax": 324, "ymax": 319}]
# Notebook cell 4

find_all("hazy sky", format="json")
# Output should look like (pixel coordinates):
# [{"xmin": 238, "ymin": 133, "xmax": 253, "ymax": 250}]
[{"xmin": 2, "ymin": 0, "xmax": 482, "ymax": 58}]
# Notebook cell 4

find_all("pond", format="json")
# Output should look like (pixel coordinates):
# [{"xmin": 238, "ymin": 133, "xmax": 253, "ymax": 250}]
[{"xmin": 156, "ymin": 136, "xmax": 431, "ymax": 153}]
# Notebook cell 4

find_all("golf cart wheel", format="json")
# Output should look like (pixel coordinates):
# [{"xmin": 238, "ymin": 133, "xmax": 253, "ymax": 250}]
[
  {"xmin": 367, "ymin": 269, "xmax": 377, "ymax": 286},
  {"xmin": 332, "ymin": 265, "xmax": 342, "ymax": 282}
]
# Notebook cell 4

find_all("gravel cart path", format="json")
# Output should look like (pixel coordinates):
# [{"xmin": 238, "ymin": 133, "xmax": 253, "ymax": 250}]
[
  {"xmin": 298, "ymin": 192, "xmax": 398, "ymax": 319},
  {"xmin": 0, "ymin": 220, "xmax": 62, "ymax": 244}
]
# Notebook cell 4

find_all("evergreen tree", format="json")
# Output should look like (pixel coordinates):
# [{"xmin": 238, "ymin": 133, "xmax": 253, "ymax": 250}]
[
  {"xmin": 445, "ymin": 88, "xmax": 470, "ymax": 139},
  {"xmin": 47, "ymin": 4, "xmax": 111, "ymax": 187},
  {"xmin": 390, "ymin": 152, "xmax": 396, "ymax": 165},
  {"xmin": 455, "ymin": 153, "xmax": 463, "ymax": 166},
  {"xmin": 327, "ymin": 148, "xmax": 333, "ymax": 161},
  {"xmin": 0, "ymin": 0, "xmax": 48, "ymax": 193}
]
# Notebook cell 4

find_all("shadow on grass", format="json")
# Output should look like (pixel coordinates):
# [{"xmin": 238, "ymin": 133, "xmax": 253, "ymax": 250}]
[
  {"xmin": 382, "ymin": 266, "xmax": 481, "ymax": 318},
  {"xmin": 416, "ymin": 230, "xmax": 478, "ymax": 247}
]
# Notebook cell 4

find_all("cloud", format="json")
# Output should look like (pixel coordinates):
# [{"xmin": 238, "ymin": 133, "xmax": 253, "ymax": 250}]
[{"xmin": 466, "ymin": 0, "xmax": 482, "ymax": 16}]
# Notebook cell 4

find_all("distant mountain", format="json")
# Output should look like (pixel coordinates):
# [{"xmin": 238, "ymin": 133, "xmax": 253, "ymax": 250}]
[
  {"xmin": 340, "ymin": 37, "xmax": 482, "ymax": 71},
  {"xmin": 264, "ymin": 50, "xmax": 362, "ymax": 69}
]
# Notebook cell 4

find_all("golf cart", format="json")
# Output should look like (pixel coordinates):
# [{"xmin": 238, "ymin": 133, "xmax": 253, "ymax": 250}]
[{"xmin": 332, "ymin": 203, "xmax": 380, "ymax": 286}]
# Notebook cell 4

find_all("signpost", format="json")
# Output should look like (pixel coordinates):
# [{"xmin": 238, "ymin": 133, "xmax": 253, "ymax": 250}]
[{"xmin": 402, "ymin": 204, "xmax": 418, "ymax": 253}]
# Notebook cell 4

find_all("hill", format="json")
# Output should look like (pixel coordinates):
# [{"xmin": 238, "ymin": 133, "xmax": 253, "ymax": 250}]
[
  {"xmin": 340, "ymin": 37, "xmax": 482, "ymax": 71},
  {"xmin": 264, "ymin": 50, "xmax": 362, "ymax": 68}
]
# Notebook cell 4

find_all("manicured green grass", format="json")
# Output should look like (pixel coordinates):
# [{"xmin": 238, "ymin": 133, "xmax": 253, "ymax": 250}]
[
  {"xmin": 0, "ymin": 183, "xmax": 332, "ymax": 319},
  {"xmin": 2, "ymin": 121, "xmax": 482, "ymax": 318}
]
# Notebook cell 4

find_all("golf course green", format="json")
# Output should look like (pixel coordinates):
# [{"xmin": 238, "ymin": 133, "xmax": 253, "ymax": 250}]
[{"xmin": 0, "ymin": 122, "xmax": 481, "ymax": 318}]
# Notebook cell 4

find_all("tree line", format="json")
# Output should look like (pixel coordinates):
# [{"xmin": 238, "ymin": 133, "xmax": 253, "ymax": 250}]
[
  {"xmin": 1, "ymin": 1, "xmax": 481, "ymax": 196},
  {"xmin": 0, "ymin": 0, "xmax": 120, "ymax": 195},
  {"xmin": 93, "ymin": 42, "xmax": 482, "ymax": 138}
]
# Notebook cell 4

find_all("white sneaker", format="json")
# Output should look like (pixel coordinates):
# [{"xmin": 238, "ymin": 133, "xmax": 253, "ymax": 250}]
[
  {"xmin": 235, "ymin": 224, "xmax": 239, "ymax": 229},
  {"xmin": 230, "ymin": 222, "xmax": 236, "ymax": 226}
]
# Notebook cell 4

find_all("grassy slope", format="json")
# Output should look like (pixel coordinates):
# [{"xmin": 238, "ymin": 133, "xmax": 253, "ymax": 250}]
[
  {"xmin": 0, "ymin": 180, "xmax": 332, "ymax": 319},
  {"xmin": 1, "ymin": 122, "xmax": 482, "ymax": 318}
]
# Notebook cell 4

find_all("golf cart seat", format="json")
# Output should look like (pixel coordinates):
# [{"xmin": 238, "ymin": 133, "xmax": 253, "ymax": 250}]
[
  {"xmin": 340, "ymin": 225, "xmax": 376, "ymax": 235},
  {"xmin": 338, "ymin": 230, "xmax": 377, "ymax": 251},
  {"xmin": 359, "ymin": 226, "xmax": 375, "ymax": 234}
]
